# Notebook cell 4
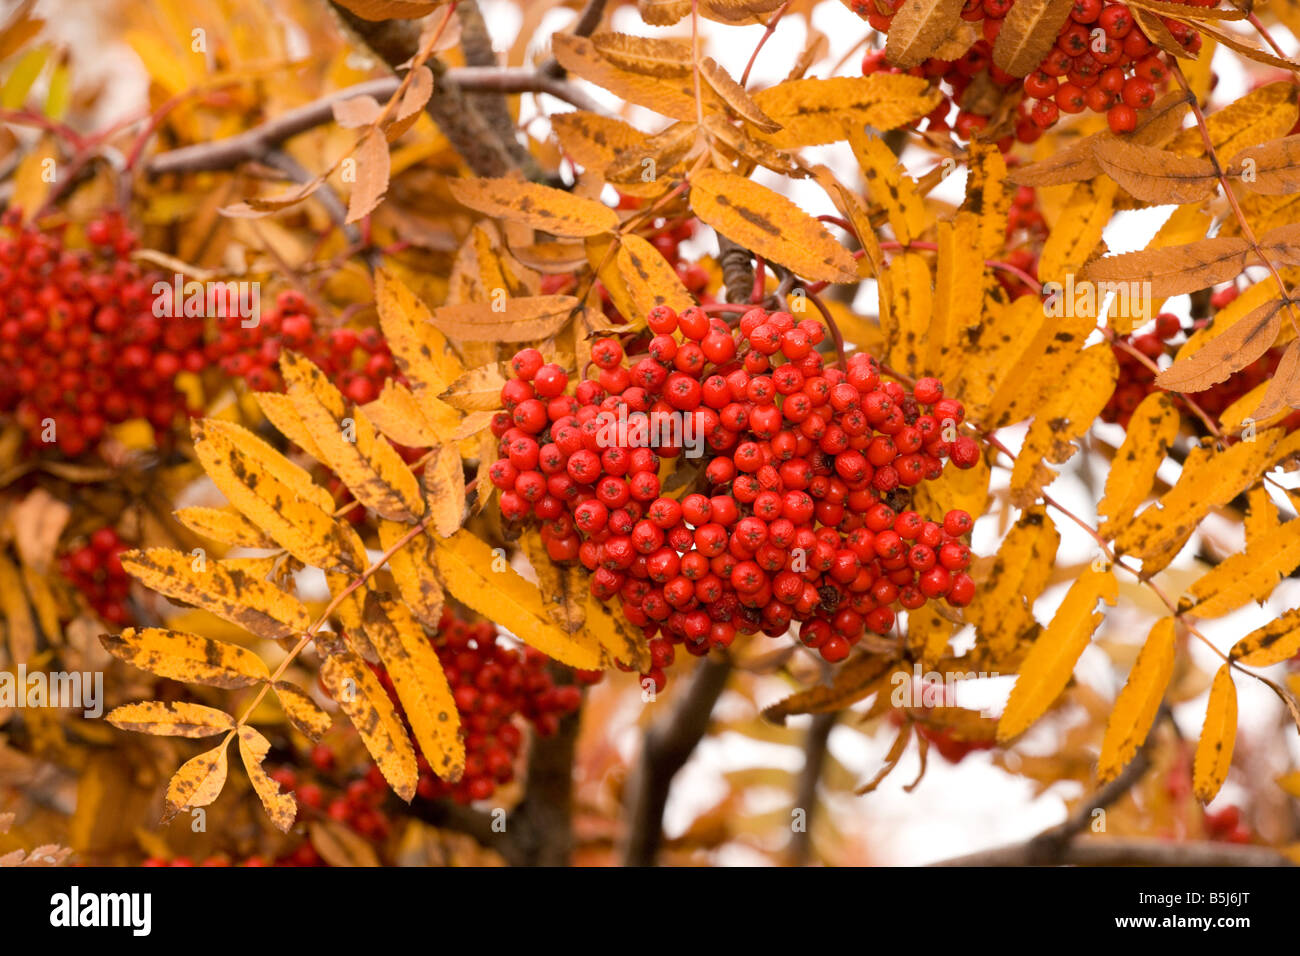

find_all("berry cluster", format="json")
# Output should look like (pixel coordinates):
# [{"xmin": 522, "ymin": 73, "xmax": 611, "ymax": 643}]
[
  {"xmin": 0, "ymin": 210, "xmax": 204, "ymax": 456},
  {"xmin": 1203, "ymin": 804, "xmax": 1254, "ymax": 844},
  {"xmin": 58, "ymin": 527, "xmax": 131, "ymax": 625},
  {"xmin": 373, "ymin": 610, "xmax": 585, "ymax": 804},
  {"xmin": 489, "ymin": 305, "xmax": 981, "ymax": 689},
  {"xmin": 857, "ymin": 0, "xmax": 1205, "ymax": 143},
  {"xmin": 206, "ymin": 289, "xmax": 398, "ymax": 405}
]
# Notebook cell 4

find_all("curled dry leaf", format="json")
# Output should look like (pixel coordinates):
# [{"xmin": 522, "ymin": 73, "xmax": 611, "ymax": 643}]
[
  {"xmin": 699, "ymin": 56, "xmax": 781, "ymax": 132},
  {"xmin": 590, "ymin": 31, "xmax": 692, "ymax": 76},
  {"xmin": 992, "ymin": 0, "xmax": 1075, "ymax": 77},
  {"xmin": 885, "ymin": 0, "xmax": 968, "ymax": 69}
]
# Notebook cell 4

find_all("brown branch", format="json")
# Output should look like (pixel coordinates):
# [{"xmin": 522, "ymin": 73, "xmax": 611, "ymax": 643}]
[
  {"xmin": 620, "ymin": 656, "xmax": 733, "ymax": 866},
  {"xmin": 145, "ymin": 71, "xmax": 596, "ymax": 179},
  {"xmin": 787, "ymin": 711, "xmax": 836, "ymax": 866}
]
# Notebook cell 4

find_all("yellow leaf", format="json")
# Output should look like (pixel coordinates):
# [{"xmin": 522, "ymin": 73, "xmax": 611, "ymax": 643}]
[
  {"xmin": 984, "ymin": 302, "xmax": 1095, "ymax": 428},
  {"xmin": 192, "ymin": 418, "xmax": 361, "ymax": 573},
  {"xmin": 552, "ymin": 111, "xmax": 648, "ymax": 172},
  {"xmin": 699, "ymin": 56, "xmax": 779, "ymax": 132},
  {"xmin": 377, "ymin": 520, "xmax": 444, "ymax": 632},
  {"xmin": 929, "ymin": 213, "xmax": 987, "ymax": 377},
  {"xmin": 99, "ymin": 628, "xmax": 270, "ymax": 689},
  {"xmin": 1168, "ymin": 81, "xmax": 1298, "ymax": 162},
  {"xmin": 448, "ymin": 175, "xmax": 619, "ymax": 238},
  {"xmin": 273, "ymin": 680, "xmax": 333, "ymax": 741},
  {"xmin": 883, "ymin": 251, "xmax": 932, "ymax": 375},
  {"xmin": 237, "ymin": 726, "xmax": 297, "ymax": 832},
  {"xmin": 690, "ymin": 169, "xmax": 857, "ymax": 284},
  {"xmin": 847, "ymin": 126, "xmax": 927, "ymax": 246},
  {"xmin": 162, "ymin": 741, "xmax": 230, "ymax": 823},
  {"xmin": 1229, "ymin": 608, "xmax": 1300, "ymax": 667},
  {"xmin": 173, "ymin": 506, "xmax": 276, "ymax": 549},
  {"xmin": 1181, "ymin": 519, "xmax": 1300, "ymax": 618},
  {"xmin": 1098, "ymin": 617, "xmax": 1176, "ymax": 782},
  {"xmin": 107, "ymin": 700, "xmax": 234, "ymax": 738},
  {"xmin": 1080, "ymin": 235, "xmax": 1252, "ymax": 299},
  {"xmin": 753, "ymin": 75, "xmax": 940, "ymax": 148},
  {"xmin": 616, "ymin": 234, "xmax": 696, "ymax": 318},
  {"xmin": 1098, "ymin": 392, "xmax": 1179, "ymax": 537},
  {"xmin": 361, "ymin": 380, "xmax": 441, "ymax": 448},
  {"xmin": 0, "ymin": 553, "xmax": 35, "ymax": 665},
  {"xmin": 253, "ymin": 392, "xmax": 330, "ymax": 466},
  {"xmin": 375, "ymin": 269, "xmax": 464, "ymax": 396},
  {"xmin": 992, "ymin": 0, "xmax": 1075, "ymax": 76},
  {"xmin": 308, "ymin": 819, "xmax": 381, "ymax": 866},
  {"xmin": 1038, "ymin": 178, "xmax": 1117, "ymax": 282},
  {"xmin": 1193, "ymin": 663, "xmax": 1237, "ymax": 802},
  {"xmin": 441, "ymin": 362, "xmax": 506, "ymax": 412},
  {"xmin": 968, "ymin": 507, "xmax": 1059, "ymax": 662},
  {"xmin": 434, "ymin": 529, "xmax": 605, "ymax": 670},
  {"xmin": 360, "ymin": 591, "xmax": 464, "ymax": 782},
  {"xmin": 962, "ymin": 142, "xmax": 1011, "ymax": 260},
  {"xmin": 1010, "ymin": 343, "xmax": 1117, "ymax": 506},
  {"xmin": 320, "ymin": 650, "xmax": 418, "ymax": 801},
  {"xmin": 998, "ymin": 567, "xmax": 1117, "ymax": 741},
  {"xmin": 552, "ymin": 34, "xmax": 700, "ymax": 122},
  {"xmin": 429, "ymin": 295, "xmax": 579, "ymax": 343},
  {"xmin": 120, "ymin": 548, "xmax": 311, "ymax": 643},
  {"xmin": 422, "ymin": 444, "xmax": 465, "ymax": 537},
  {"xmin": 584, "ymin": 592, "xmax": 651, "ymax": 671},
  {"xmin": 589, "ymin": 32, "xmax": 691, "ymax": 77},
  {"xmin": 280, "ymin": 351, "xmax": 424, "ymax": 522}
]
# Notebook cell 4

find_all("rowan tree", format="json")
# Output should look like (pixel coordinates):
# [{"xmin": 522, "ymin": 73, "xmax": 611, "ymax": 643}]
[{"xmin": 0, "ymin": 0, "xmax": 1298, "ymax": 869}]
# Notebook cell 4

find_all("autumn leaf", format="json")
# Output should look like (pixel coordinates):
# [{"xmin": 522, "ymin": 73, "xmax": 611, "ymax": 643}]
[
  {"xmin": 237, "ymin": 726, "xmax": 296, "ymax": 832},
  {"xmin": 1097, "ymin": 617, "xmax": 1176, "ymax": 783},
  {"xmin": 1229, "ymin": 609, "xmax": 1300, "ymax": 667},
  {"xmin": 274, "ymin": 681, "xmax": 333, "ymax": 741},
  {"xmin": 1092, "ymin": 139, "xmax": 1219, "ymax": 205},
  {"xmin": 1155, "ymin": 298, "xmax": 1284, "ymax": 392},
  {"xmin": 1079, "ymin": 236, "xmax": 1252, "ymax": 298},
  {"xmin": 434, "ymin": 529, "xmax": 605, "ymax": 670},
  {"xmin": 752, "ymin": 75, "xmax": 941, "ymax": 147},
  {"xmin": 1232, "ymin": 135, "xmax": 1300, "ymax": 195},
  {"xmin": 848, "ymin": 125, "xmax": 926, "ymax": 246},
  {"xmin": 173, "ymin": 506, "xmax": 276, "ymax": 549},
  {"xmin": 763, "ymin": 654, "xmax": 895, "ymax": 723},
  {"xmin": 375, "ymin": 268, "xmax": 465, "ymax": 398},
  {"xmin": 967, "ymin": 507, "xmax": 1059, "ymax": 662},
  {"xmin": 361, "ymin": 591, "xmax": 465, "ymax": 782},
  {"xmin": 120, "ymin": 548, "xmax": 311, "ymax": 644},
  {"xmin": 0, "ymin": 553, "xmax": 35, "ymax": 665},
  {"xmin": 998, "ymin": 568, "xmax": 1117, "ymax": 741},
  {"xmin": 1180, "ymin": 519, "xmax": 1300, "ymax": 618},
  {"xmin": 1193, "ymin": 664, "xmax": 1237, "ymax": 802},
  {"xmin": 99, "ymin": 628, "xmax": 270, "ymax": 689},
  {"xmin": 162, "ymin": 740, "xmax": 230, "ymax": 823},
  {"xmin": 616, "ymin": 234, "xmax": 697, "ymax": 317},
  {"xmin": 885, "ymin": 0, "xmax": 967, "ymax": 69},
  {"xmin": 280, "ymin": 351, "xmax": 425, "ymax": 522},
  {"xmin": 699, "ymin": 56, "xmax": 780, "ymax": 132},
  {"xmin": 590, "ymin": 32, "xmax": 691, "ymax": 76},
  {"xmin": 689, "ymin": 169, "xmax": 858, "ymax": 283},
  {"xmin": 320, "ymin": 649, "xmax": 418, "ymax": 801},
  {"xmin": 440, "ymin": 362, "xmax": 507, "ymax": 412},
  {"xmin": 332, "ymin": 0, "xmax": 440, "ymax": 19},
  {"xmin": 449, "ymin": 176, "xmax": 619, "ymax": 238},
  {"xmin": 991, "ymin": 0, "xmax": 1075, "ymax": 77},
  {"xmin": 1097, "ymin": 392, "xmax": 1179, "ymax": 536},
  {"xmin": 429, "ymin": 295, "xmax": 579, "ymax": 343},
  {"xmin": 107, "ymin": 701, "xmax": 234, "ymax": 738},
  {"xmin": 345, "ymin": 132, "xmax": 391, "ymax": 223}
]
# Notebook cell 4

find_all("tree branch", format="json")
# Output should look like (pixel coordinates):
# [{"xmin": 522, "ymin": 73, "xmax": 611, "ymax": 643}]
[
  {"xmin": 503, "ymin": 673, "xmax": 581, "ymax": 866},
  {"xmin": 787, "ymin": 711, "xmax": 836, "ymax": 866},
  {"xmin": 620, "ymin": 656, "xmax": 733, "ymax": 866},
  {"xmin": 455, "ymin": 0, "xmax": 537, "ymax": 175}
]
